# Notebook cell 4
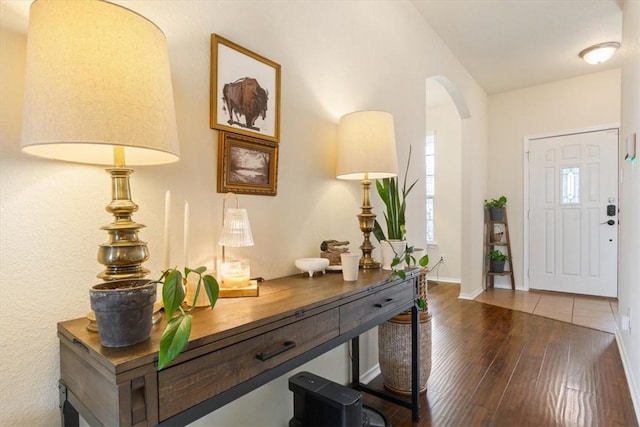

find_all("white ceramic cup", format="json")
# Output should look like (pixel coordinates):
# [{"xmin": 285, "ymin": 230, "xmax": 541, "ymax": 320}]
[{"xmin": 340, "ymin": 253, "xmax": 361, "ymax": 281}]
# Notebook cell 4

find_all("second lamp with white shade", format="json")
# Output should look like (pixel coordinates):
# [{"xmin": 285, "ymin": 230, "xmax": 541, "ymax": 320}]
[{"xmin": 336, "ymin": 111, "xmax": 399, "ymax": 269}]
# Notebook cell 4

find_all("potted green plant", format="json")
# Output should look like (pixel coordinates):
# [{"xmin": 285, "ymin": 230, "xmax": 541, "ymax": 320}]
[
  {"xmin": 379, "ymin": 249, "xmax": 432, "ymax": 395},
  {"xmin": 373, "ymin": 146, "xmax": 418, "ymax": 270},
  {"xmin": 484, "ymin": 196, "xmax": 507, "ymax": 221},
  {"xmin": 489, "ymin": 249, "xmax": 509, "ymax": 272},
  {"xmin": 391, "ymin": 245, "xmax": 428, "ymax": 278},
  {"xmin": 153, "ymin": 266, "xmax": 220, "ymax": 370},
  {"xmin": 372, "ymin": 146, "xmax": 434, "ymax": 395}
]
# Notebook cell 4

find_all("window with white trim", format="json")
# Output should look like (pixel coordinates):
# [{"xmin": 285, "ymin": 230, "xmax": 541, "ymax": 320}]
[{"xmin": 425, "ymin": 133, "xmax": 435, "ymax": 243}]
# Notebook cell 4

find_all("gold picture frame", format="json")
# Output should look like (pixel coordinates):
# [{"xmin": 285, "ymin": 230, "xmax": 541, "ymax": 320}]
[
  {"xmin": 211, "ymin": 34, "xmax": 281, "ymax": 143},
  {"xmin": 217, "ymin": 131, "xmax": 278, "ymax": 196}
]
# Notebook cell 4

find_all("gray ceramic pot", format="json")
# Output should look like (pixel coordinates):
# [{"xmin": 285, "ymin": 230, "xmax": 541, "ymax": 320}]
[
  {"xmin": 490, "ymin": 260, "xmax": 506, "ymax": 273},
  {"xmin": 90, "ymin": 279, "xmax": 156, "ymax": 347},
  {"xmin": 489, "ymin": 207, "xmax": 504, "ymax": 221}
]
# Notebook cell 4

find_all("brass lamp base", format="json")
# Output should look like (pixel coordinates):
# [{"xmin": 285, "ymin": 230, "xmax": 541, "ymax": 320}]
[
  {"xmin": 97, "ymin": 167, "xmax": 150, "ymax": 280},
  {"xmin": 357, "ymin": 178, "xmax": 381, "ymax": 269}
]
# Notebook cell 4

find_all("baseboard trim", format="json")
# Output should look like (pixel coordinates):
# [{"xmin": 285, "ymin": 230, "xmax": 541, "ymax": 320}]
[
  {"xmin": 360, "ymin": 363, "xmax": 381, "ymax": 384},
  {"xmin": 615, "ymin": 330, "xmax": 640, "ymax": 422},
  {"xmin": 426, "ymin": 277, "xmax": 479, "ymax": 300},
  {"xmin": 458, "ymin": 287, "xmax": 483, "ymax": 300},
  {"xmin": 426, "ymin": 276, "xmax": 460, "ymax": 284},
  {"xmin": 493, "ymin": 283, "xmax": 525, "ymax": 290}
]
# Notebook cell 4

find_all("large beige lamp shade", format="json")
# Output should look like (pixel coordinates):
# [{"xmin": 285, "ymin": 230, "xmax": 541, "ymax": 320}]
[
  {"xmin": 336, "ymin": 111, "xmax": 398, "ymax": 269},
  {"xmin": 336, "ymin": 111, "xmax": 398, "ymax": 180},
  {"xmin": 21, "ymin": 0, "xmax": 180, "ymax": 280}
]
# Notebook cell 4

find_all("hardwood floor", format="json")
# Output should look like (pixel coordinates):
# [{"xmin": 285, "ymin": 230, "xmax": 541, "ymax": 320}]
[{"xmin": 363, "ymin": 282, "xmax": 638, "ymax": 427}]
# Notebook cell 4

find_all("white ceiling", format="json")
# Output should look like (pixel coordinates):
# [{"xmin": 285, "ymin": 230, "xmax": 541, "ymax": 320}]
[
  {"xmin": 1, "ymin": 0, "xmax": 624, "ymax": 96},
  {"xmin": 412, "ymin": 0, "xmax": 624, "ymax": 95}
]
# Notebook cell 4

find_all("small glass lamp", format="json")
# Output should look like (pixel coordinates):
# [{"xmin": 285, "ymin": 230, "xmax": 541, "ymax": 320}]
[
  {"xmin": 218, "ymin": 193, "xmax": 257, "ymax": 296},
  {"xmin": 336, "ymin": 111, "xmax": 399, "ymax": 269}
]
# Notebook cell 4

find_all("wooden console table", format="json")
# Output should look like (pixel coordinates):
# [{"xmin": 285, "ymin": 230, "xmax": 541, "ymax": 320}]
[{"xmin": 58, "ymin": 269, "xmax": 420, "ymax": 426}]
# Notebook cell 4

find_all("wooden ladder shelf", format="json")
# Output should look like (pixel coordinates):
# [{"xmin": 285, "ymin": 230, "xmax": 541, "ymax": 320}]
[{"xmin": 484, "ymin": 207, "xmax": 515, "ymax": 289}]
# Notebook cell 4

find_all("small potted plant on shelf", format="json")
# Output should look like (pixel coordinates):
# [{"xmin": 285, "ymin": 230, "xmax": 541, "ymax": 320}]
[
  {"xmin": 152, "ymin": 266, "xmax": 220, "ymax": 370},
  {"xmin": 489, "ymin": 249, "xmax": 509, "ymax": 273},
  {"xmin": 484, "ymin": 196, "xmax": 507, "ymax": 221},
  {"xmin": 373, "ymin": 146, "xmax": 418, "ymax": 270}
]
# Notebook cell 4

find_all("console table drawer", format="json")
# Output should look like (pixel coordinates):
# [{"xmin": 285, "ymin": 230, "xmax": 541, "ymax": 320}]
[
  {"xmin": 339, "ymin": 280, "xmax": 414, "ymax": 332},
  {"xmin": 157, "ymin": 308, "xmax": 339, "ymax": 420}
]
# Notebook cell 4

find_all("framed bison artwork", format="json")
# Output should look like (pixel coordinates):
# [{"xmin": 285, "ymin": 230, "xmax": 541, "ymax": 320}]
[
  {"xmin": 217, "ymin": 131, "xmax": 278, "ymax": 196},
  {"xmin": 211, "ymin": 34, "xmax": 281, "ymax": 143}
]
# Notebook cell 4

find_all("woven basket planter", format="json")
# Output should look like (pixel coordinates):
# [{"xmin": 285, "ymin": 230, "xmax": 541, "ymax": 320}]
[{"xmin": 378, "ymin": 268, "xmax": 432, "ymax": 395}]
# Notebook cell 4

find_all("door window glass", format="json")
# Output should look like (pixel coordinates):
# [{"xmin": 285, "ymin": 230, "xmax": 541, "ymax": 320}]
[{"xmin": 561, "ymin": 166, "xmax": 580, "ymax": 204}]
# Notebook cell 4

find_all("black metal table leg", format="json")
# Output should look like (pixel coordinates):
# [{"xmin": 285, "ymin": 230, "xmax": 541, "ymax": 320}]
[
  {"xmin": 351, "ymin": 336, "xmax": 360, "ymax": 387},
  {"xmin": 411, "ymin": 304, "xmax": 420, "ymax": 421},
  {"xmin": 59, "ymin": 381, "xmax": 79, "ymax": 427}
]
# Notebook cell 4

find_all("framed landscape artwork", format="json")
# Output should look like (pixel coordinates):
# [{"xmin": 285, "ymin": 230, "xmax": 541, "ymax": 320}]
[
  {"xmin": 211, "ymin": 34, "xmax": 281, "ymax": 143},
  {"xmin": 217, "ymin": 131, "xmax": 278, "ymax": 196}
]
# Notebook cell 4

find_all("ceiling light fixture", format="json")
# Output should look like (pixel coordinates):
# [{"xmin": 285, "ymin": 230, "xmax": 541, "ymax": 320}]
[{"xmin": 579, "ymin": 42, "xmax": 620, "ymax": 65}]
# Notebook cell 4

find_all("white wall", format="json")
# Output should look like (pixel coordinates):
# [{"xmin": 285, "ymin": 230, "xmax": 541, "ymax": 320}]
[
  {"xmin": 426, "ymin": 81, "xmax": 462, "ymax": 283},
  {"xmin": 617, "ymin": 0, "xmax": 640, "ymax": 416},
  {"xmin": 488, "ymin": 69, "xmax": 621, "ymax": 289},
  {"xmin": 0, "ymin": 1, "xmax": 489, "ymax": 425}
]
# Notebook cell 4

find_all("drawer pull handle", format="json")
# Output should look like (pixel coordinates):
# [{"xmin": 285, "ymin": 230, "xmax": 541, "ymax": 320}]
[
  {"xmin": 256, "ymin": 341, "xmax": 296, "ymax": 361},
  {"xmin": 375, "ymin": 298, "xmax": 394, "ymax": 308},
  {"xmin": 72, "ymin": 339, "xmax": 89, "ymax": 353}
]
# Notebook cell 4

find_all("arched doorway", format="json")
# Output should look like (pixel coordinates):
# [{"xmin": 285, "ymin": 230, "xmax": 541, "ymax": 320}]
[{"xmin": 425, "ymin": 76, "xmax": 468, "ymax": 289}]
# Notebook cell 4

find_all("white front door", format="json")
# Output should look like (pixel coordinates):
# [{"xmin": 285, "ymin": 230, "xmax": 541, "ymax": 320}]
[{"xmin": 529, "ymin": 129, "xmax": 618, "ymax": 297}]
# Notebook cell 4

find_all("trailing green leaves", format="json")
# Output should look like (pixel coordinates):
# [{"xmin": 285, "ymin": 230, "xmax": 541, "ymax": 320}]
[
  {"xmin": 202, "ymin": 274, "xmax": 220, "ymax": 307},
  {"xmin": 158, "ymin": 314, "xmax": 192, "ymax": 370},
  {"xmin": 390, "ymin": 249, "xmax": 430, "ymax": 312},
  {"xmin": 162, "ymin": 269, "xmax": 184, "ymax": 320},
  {"xmin": 154, "ymin": 266, "xmax": 220, "ymax": 371}
]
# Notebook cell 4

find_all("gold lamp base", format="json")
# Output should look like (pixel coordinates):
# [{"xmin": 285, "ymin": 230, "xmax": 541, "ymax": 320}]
[
  {"xmin": 97, "ymin": 167, "xmax": 150, "ymax": 280},
  {"xmin": 357, "ymin": 178, "xmax": 381, "ymax": 269}
]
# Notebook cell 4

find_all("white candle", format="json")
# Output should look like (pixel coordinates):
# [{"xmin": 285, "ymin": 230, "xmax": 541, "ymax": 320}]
[
  {"xmin": 183, "ymin": 201, "xmax": 190, "ymax": 267},
  {"xmin": 163, "ymin": 190, "xmax": 171, "ymax": 270}
]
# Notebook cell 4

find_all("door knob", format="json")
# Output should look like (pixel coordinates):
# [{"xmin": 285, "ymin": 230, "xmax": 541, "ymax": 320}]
[{"xmin": 601, "ymin": 219, "xmax": 615, "ymax": 226}]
